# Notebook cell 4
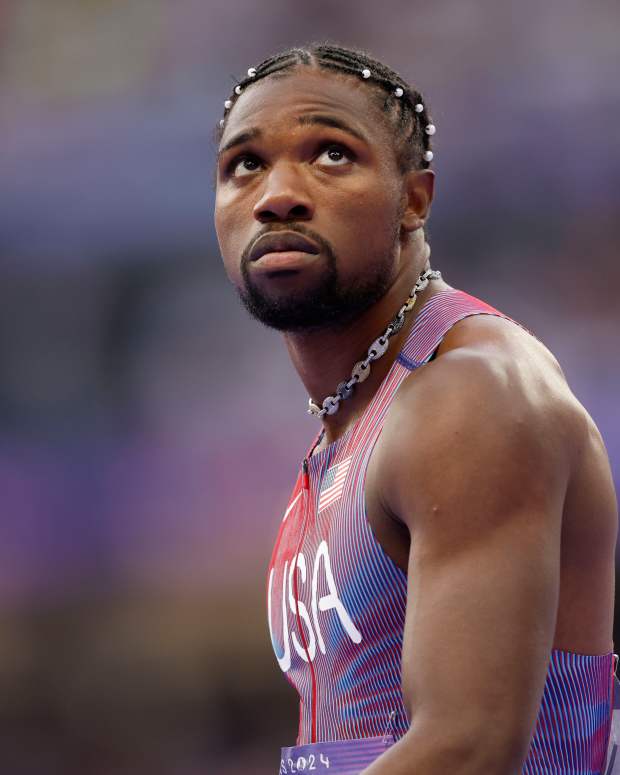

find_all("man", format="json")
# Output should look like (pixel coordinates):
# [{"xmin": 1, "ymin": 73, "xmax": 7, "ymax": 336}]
[{"xmin": 214, "ymin": 43, "xmax": 618, "ymax": 775}]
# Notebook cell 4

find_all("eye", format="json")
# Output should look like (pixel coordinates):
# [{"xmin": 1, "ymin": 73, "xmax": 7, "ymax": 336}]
[
  {"xmin": 228, "ymin": 154, "xmax": 262, "ymax": 178},
  {"xmin": 316, "ymin": 144, "xmax": 354, "ymax": 167}
]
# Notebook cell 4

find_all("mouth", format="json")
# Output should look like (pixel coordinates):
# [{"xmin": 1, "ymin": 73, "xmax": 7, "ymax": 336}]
[
  {"xmin": 248, "ymin": 231, "xmax": 321, "ymax": 264},
  {"xmin": 251, "ymin": 250, "xmax": 323, "ymax": 274}
]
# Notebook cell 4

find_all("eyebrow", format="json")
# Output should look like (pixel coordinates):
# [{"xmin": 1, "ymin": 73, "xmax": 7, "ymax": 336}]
[
  {"xmin": 297, "ymin": 114, "xmax": 368, "ymax": 144},
  {"xmin": 217, "ymin": 114, "xmax": 368, "ymax": 159},
  {"xmin": 218, "ymin": 127, "xmax": 262, "ymax": 157}
]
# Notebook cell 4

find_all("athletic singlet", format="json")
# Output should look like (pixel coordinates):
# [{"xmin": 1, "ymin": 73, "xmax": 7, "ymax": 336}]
[{"xmin": 267, "ymin": 287, "xmax": 614, "ymax": 773}]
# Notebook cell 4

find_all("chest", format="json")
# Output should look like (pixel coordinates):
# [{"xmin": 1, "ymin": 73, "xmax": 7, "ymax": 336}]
[{"xmin": 267, "ymin": 450, "xmax": 408, "ymax": 672}]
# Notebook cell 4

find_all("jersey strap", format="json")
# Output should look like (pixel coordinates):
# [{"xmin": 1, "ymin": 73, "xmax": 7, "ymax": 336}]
[{"xmin": 396, "ymin": 288, "xmax": 528, "ymax": 371}]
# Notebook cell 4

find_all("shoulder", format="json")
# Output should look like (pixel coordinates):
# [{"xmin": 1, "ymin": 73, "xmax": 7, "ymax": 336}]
[{"xmin": 374, "ymin": 311, "xmax": 588, "ymax": 530}]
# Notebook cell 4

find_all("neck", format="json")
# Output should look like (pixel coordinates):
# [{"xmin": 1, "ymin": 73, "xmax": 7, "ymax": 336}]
[{"xmin": 283, "ymin": 242, "xmax": 444, "ymax": 445}]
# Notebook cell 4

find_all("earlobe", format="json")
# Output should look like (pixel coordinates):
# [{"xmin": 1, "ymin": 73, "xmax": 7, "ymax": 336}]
[{"xmin": 400, "ymin": 169, "xmax": 435, "ymax": 233}]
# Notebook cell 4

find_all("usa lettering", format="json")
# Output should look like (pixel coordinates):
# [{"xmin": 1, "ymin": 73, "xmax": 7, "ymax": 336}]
[{"xmin": 268, "ymin": 540, "xmax": 362, "ymax": 672}]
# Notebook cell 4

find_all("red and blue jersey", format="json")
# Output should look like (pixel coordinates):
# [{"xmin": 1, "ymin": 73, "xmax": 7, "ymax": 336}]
[{"xmin": 267, "ymin": 287, "xmax": 614, "ymax": 773}]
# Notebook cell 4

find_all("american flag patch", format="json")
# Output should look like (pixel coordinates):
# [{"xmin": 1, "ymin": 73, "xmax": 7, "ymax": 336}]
[{"xmin": 318, "ymin": 457, "xmax": 352, "ymax": 512}]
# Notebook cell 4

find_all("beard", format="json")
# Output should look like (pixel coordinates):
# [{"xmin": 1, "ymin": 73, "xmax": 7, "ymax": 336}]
[{"xmin": 236, "ymin": 225, "xmax": 398, "ymax": 333}]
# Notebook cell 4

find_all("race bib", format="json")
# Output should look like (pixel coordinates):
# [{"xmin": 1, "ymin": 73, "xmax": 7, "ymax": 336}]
[{"xmin": 279, "ymin": 735, "xmax": 394, "ymax": 775}]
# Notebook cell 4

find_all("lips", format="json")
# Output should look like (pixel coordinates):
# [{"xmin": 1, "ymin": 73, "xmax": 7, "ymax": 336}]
[{"xmin": 248, "ymin": 231, "xmax": 321, "ymax": 263}]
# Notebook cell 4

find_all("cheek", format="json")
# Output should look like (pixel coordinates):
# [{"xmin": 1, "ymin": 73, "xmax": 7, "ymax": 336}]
[
  {"xmin": 214, "ymin": 196, "xmax": 247, "ymax": 282},
  {"xmin": 339, "ymin": 186, "xmax": 401, "ymax": 244},
  {"xmin": 347, "ymin": 175, "xmax": 398, "ymax": 216},
  {"xmin": 335, "ymin": 187, "xmax": 402, "ymax": 279}
]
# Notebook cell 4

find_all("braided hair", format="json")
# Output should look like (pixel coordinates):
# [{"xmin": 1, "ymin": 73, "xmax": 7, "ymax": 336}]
[{"xmin": 216, "ymin": 43, "xmax": 434, "ymax": 173}]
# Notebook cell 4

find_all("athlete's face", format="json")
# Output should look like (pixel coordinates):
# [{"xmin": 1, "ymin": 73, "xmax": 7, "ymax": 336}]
[{"xmin": 214, "ymin": 67, "xmax": 411, "ymax": 331}]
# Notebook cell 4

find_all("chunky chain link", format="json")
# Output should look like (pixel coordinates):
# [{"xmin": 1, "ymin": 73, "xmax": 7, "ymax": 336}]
[{"xmin": 307, "ymin": 268, "xmax": 441, "ymax": 418}]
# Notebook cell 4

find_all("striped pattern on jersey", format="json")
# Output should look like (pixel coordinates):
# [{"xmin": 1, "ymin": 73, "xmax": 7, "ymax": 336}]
[
  {"xmin": 523, "ymin": 650, "xmax": 614, "ymax": 774},
  {"xmin": 266, "ymin": 287, "xmax": 614, "ymax": 773}
]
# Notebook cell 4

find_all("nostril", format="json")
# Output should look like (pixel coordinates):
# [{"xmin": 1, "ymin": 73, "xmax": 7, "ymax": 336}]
[
  {"xmin": 255, "ymin": 203, "xmax": 312, "ymax": 223},
  {"xmin": 256, "ymin": 209, "xmax": 277, "ymax": 222}
]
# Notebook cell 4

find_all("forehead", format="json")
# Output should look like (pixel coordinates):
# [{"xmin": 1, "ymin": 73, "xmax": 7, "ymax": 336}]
[{"xmin": 220, "ymin": 66, "xmax": 393, "ymax": 148}]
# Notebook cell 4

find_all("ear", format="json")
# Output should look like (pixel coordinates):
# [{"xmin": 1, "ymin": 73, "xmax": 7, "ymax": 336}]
[{"xmin": 400, "ymin": 169, "xmax": 435, "ymax": 233}]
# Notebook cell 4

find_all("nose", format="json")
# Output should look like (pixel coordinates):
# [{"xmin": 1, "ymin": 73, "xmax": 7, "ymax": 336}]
[{"xmin": 253, "ymin": 163, "xmax": 314, "ymax": 223}]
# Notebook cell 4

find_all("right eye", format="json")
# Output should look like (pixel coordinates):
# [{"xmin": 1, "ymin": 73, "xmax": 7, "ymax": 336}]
[{"xmin": 229, "ymin": 154, "xmax": 262, "ymax": 177}]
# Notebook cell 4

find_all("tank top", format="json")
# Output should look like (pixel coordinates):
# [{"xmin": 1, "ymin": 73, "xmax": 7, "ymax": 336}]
[{"xmin": 266, "ymin": 287, "xmax": 614, "ymax": 773}]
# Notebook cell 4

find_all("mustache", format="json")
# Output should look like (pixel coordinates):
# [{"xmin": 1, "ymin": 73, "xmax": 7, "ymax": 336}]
[{"xmin": 240, "ymin": 224, "xmax": 337, "ymax": 267}]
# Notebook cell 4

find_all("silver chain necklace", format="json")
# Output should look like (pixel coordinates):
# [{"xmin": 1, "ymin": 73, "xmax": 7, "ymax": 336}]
[{"xmin": 307, "ymin": 267, "xmax": 441, "ymax": 418}]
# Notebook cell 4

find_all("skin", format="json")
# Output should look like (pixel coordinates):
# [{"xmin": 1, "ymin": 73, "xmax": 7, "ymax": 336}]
[{"xmin": 214, "ymin": 66, "xmax": 617, "ymax": 774}]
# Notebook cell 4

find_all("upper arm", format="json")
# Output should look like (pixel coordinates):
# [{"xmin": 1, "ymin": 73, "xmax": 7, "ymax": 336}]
[{"xmin": 378, "ymin": 346, "xmax": 572, "ymax": 769}]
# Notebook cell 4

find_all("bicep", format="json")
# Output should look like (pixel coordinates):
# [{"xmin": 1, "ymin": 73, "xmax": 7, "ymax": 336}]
[
  {"xmin": 384, "ymin": 354, "xmax": 571, "ymax": 761},
  {"xmin": 402, "ymin": 500, "xmax": 560, "ymax": 745}
]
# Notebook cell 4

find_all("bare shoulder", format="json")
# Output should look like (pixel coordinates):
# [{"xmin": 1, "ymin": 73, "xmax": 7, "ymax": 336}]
[
  {"xmin": 368, "ymin": 308, "xmax": 617, "ymax": 652},
  {"xmin": 373, "ymin": 312, "xmax": 592, "ymax": 530}
]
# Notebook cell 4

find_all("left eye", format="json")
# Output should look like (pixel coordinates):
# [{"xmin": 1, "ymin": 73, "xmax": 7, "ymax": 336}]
[
  {"xmin": 230, "ymin": 155, "xmax": 262, "ymax": 177},
  {"xmin": 316, "ymin": 145, "xmax": 352, "ymax": 166}
]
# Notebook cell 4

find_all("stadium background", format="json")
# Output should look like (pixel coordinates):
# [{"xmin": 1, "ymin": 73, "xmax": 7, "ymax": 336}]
[{"xmin": 0, "ymin": 1, "xmax": 618, "ymax": 772}]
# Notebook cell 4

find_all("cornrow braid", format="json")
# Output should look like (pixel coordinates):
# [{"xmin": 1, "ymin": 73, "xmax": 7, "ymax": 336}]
[{"xmin": 216, "ymin": 43, "xmax": 435, "ymax": 172}]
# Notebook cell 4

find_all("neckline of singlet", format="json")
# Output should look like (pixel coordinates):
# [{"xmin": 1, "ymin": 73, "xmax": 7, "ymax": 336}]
[{"xmin": 304, "ymin": 286, "xmax": 455, "ymax": 469}]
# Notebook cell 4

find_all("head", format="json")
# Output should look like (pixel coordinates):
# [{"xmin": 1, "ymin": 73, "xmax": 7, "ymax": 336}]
[{"xmin": 214, "ymin": 43, "xmax": 435, "ymax": 332}]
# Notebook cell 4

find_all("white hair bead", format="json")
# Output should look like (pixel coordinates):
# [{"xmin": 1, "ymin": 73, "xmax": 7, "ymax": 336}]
[
  {"xmin": 234, "ymin": 85, "xmax": 243, "ymax": 95},
  {"xmin": 361, "ymin": 68, "xmax": 371, "ymax": 79},
  {"xmin": 423, "ymin": 150, "xmax": 434, "ymax": 162},
  {"xmin": 425, "ymin": 123, "xmax": 436, "ymax": 136},
  {"xmin": 394, "ymin": 87, "xmax": 404, "ymax": 98},
  {"xmin": 247, "ymin": 67, "xmax": 257, "ymax": 77},
  {"xmin": 414, "ymin": 103, "xmax": 424, "ymax": 113},
  {"xmin": 224, "ymin": 99, "xmax": 233, "ymax": 110},
  {"xmin": 219, "ymin": 119, "xmax": 225, "ymax": 128}
]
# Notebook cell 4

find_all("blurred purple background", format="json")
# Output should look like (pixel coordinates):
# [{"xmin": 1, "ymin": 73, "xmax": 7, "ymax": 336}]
[{"xmin": 0, "ymin": 1, "xmax": 618, "ymax": 773}]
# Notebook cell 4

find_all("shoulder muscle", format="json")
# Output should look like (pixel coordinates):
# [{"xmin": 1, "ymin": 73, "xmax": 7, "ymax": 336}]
[{"xmin": 377, "ymin": 316, "xmax": 576, "ymax": 534}]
